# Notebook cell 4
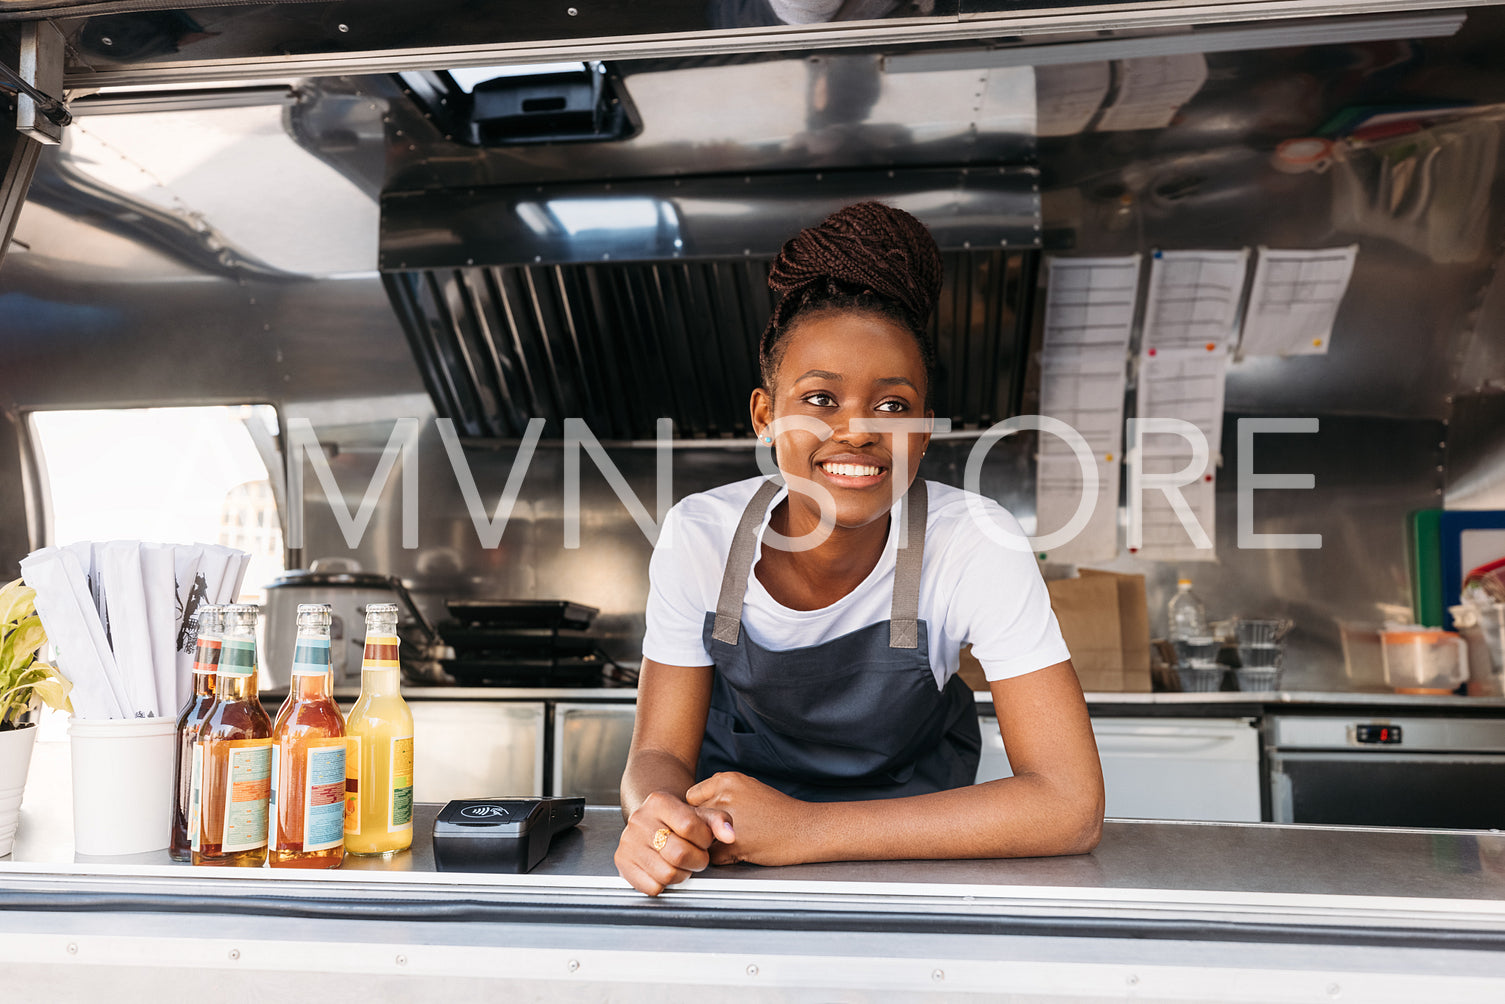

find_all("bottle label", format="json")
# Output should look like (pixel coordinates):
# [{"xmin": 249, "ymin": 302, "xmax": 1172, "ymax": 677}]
[
  {"xmin": 344, "ymin": 734, "xmax": 361, "ymax": 836},
  {"xmin": 218, "ymin": 638, "xmax": 257, "ymax": 678},
  {"xmin": 362, "ymin": 635, "xmax": 400, "ymax": 670},
  {"xmin": 188, "ymin": 744, "xmax": 204, "ymax": 853},
  {"xmin": 220, "ymin": 739, "xmax": 273, "ymax": 852},
  {"xmin": 192, "ymin": 637, "xmax": 221, "ymax": 676},
  {"xmin": 389, "ymin": 736, "xmax": 414, "ymax": 832},
  {"xmin": 291, "ymin": 637, "xmax": 331, "ymax": 678},
  {"xmin": 304, "ymin": 740, "xmax": 347, "ymax": 851}
]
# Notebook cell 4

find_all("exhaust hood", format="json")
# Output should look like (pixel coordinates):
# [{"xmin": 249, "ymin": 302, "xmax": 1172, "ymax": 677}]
[{"xmin": 384, "ymin": 247, "xmax": 1037, "ymax": 443}]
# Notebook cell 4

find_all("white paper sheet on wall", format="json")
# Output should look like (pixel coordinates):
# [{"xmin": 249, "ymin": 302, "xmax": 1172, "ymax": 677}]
[
  {"xmin": 1037, "ymin": 446, "xmax": 1121, "ymax": 565},
  {"xmin": 1035, "ymin": 255, "xmax": 1140, "ymax": 563},
  {"xmin": 1131, "ymin": 469, "xmax": 1218, "ymax": 563},
  {"xmin": 1040, "ymin": 348, "xmax": 1127, "ymax": 454},
  {"xmin": 1041, "ymin": 254, "xmax": 1141, "ymax": 354},
  {"xmin": 1131, "ymin": 350, "xmax": 1229, "ymax": 562},
  {"xmin": 1240, "ymin": 245, "xmax": 1359, "ymax": 356},
  {"xmin": 1036, "ymin": 61, "xmax": 1111, "ymax": 137},
  {"xmin": 1096, "ymin": 54, "xmax": 1209, "ymax": 132},
  {"xmin": 1141, "ymin": 249, "xmax": 1250, "ymax": 354}
]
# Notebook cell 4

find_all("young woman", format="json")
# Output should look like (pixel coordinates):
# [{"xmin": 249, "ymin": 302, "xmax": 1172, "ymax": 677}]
[{"xmin": 615, "ymin": 202, "xmax": 1103, "ymax": 896}]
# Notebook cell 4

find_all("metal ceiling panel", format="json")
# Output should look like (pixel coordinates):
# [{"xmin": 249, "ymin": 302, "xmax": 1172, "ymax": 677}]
[
  {"xmin": 379, "ymin": 166, "xmax": 1041, "ymax": 270},
  {"xmin": 34, "ymin": 0, "xmax": 1505, "ymax": 87}
]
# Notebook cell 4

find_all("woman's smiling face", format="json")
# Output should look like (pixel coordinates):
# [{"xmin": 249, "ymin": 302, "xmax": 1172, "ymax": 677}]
[{"xmin": 751, "ymin": 309, "xmax": 932, "ymax": 531}]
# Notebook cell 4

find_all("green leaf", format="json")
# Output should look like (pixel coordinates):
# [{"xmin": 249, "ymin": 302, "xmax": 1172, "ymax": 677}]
[
  {"xmin": 0, "ymin": 579, "xmax": 35, "ymax": 628},
  {"xmin": 1, "ymin": 616, "xmax": 46, "ymax": 676},
  {"xmin": 25, "ymin": 664, "xmax": 73, "ymax": 714}
]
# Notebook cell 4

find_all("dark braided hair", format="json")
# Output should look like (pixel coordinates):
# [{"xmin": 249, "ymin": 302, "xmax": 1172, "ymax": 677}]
[{"xmin": 760, "ymin": 202, "xmax": 943, "ymax": 407}]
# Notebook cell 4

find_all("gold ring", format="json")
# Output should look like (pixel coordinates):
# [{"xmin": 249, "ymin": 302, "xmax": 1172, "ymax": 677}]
[{"xmin": 651, "ymin": 827, "xmax": 671, "ymax": 851}]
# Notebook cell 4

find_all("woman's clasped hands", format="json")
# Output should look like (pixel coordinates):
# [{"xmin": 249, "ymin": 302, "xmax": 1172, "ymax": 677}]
[{"xmin": 614, "ymin": 773, "xmax": 811, "ymax": 896}]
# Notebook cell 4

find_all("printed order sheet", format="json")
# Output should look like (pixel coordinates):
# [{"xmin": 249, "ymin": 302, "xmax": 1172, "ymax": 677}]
[
  {"xmin": 1141, "ymin": 249, "xmax": 1250, "ymax": 354},
  {"xmin": 1133, "ymin": 347, "xmax": 1229, "ymax": 563},
  {"xmin": 1240, "ymin": 245, "xmax": 1360, "ymax": 356},
  {"xmin": 1036, "ymin": 254, "xmax": 1140, "ymax": 564}
]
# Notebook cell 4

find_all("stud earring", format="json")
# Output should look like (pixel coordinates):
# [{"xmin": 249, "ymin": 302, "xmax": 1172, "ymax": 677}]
[{"xmin": 760, "ymin": 433, "xmax": 773, "ymax": 445}]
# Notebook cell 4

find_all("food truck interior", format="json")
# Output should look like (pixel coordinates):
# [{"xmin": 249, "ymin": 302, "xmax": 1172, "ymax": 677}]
[
  {"xmin": 4, "ymin": 1, "xmax": 1505, "ymax": 823},
  {"xmin": 7, "ymin": 3, "xmax": 1505, "ymax": 1000}
]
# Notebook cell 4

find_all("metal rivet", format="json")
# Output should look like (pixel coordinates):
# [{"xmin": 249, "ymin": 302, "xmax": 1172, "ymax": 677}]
[
  {"xmin": 568, "ymin": 6, "xmax": 579, "ymax": 14},
  {"xmin": 396, "ymin": 954, "xmax": 407, "ymax": 966},
  {"xmin": 568, "ymin": 959, "xmax": 580, "ymax": 973},
  {"xmin": 931, "ymin": 969, "xmax": 944, "ymax": 982},
  {"xmin": 746, "ymin": 964, "xmax": 759, "ymax": 977},
  {"xmin": 66, "ymin": 943, "xmax": 78, "ymax": 955},
  {"xmin": 229, "ymin": 949, "xmax": 241, "ymax": 961},
  {"xmin": 337, "ymin": 23, "xmax": 349, "ymax": 33},
  {"xmin": 466, "ymin": 258, "xmax": 474, "ymax": 266},
  {"xmin": 101, "ymin": 37, "xmax": 113, "ymax": 46},
  {"xmin": 1127, "ymin": 974, "xmax": 1139, "ymax": 986}
]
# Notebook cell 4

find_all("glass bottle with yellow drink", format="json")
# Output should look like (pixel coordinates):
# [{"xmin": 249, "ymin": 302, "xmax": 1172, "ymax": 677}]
[
  {"xmin": 270, "ymin": 603, "xmax": 346, "ymax": 869},
  {"xmin": 344, "ymin": 603, "xmax": 414, "ymax": 856}
]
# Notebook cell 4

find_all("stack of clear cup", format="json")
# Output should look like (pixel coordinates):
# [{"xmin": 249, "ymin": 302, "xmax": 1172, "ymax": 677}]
[
  {"xmin": 1235, "ymin": 618, "xmax": 1291, "ymax": 691},
  {"xmin": 1173, "ymin": 637, "xmax": 1224, "ymax": 692}
]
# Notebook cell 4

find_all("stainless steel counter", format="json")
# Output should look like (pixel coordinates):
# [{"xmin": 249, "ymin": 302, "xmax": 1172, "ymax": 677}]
[{"xmin": 5, "ymin": 735, "xmax": 1505, "ymax": 1001}]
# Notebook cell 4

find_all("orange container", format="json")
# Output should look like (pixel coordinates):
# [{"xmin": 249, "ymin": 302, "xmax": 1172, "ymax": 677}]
[{"xmin": 1380, "ymin": 628, "xmax": 1467, "ymax": 694}]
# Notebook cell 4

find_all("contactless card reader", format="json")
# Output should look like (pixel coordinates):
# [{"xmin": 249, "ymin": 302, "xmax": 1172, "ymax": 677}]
[{"xmin": 432, "ymin": 797, "xmax": 586, "ymax": 874}]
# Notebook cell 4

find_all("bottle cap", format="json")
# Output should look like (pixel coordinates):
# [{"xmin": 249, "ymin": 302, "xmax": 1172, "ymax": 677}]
[{"xmin": 1177, "ymin": 578, "xmax": 1192, "ymax": 588}]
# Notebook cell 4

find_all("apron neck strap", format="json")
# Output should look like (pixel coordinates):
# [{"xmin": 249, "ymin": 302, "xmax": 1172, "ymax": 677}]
[
  {"xmin": 889, "ymin": 479, "xmax": 928, "ymax": 649},
  {"xmin": 710, "ymin": 479, "xmax": 929, "ymax": 649}
]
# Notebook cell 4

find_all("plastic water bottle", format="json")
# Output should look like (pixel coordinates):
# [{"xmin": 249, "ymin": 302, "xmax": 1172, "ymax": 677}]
[{"xmin": 1168, "ymin": 578, "xmax": 1209, "ymax": 641}]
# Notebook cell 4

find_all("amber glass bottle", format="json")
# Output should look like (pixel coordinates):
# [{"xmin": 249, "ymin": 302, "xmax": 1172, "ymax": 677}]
[
  {"xmin": 171, "ymin": 604, "xmax": 222, "ymax": 862},
  {"xmin": 193, "ymin": 604, "xmax": 274, "ymax": 867},
  {"xmin": 270, "ymin": 604, "xmax": 347, "ymax": 869},
  {"xmin": 344, "ymin": 603, "xmax": 414, "ymax": 856}
]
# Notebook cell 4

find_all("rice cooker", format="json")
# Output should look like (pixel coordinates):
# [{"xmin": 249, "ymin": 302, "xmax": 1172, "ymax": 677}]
[{"xmin": 261, "ymin": 559, "xmax": 437, "ymax": 689}]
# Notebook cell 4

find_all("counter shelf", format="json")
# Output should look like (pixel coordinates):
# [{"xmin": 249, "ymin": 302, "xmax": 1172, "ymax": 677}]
[{"xmin": 6, "ymin": 737, "xmax": 1505, "ymax": 999}]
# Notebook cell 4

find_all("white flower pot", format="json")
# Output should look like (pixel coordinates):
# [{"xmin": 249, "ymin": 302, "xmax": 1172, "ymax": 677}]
[{"xmin": 0, "ymin": 723, "xmax": 38, "ymax": 857}]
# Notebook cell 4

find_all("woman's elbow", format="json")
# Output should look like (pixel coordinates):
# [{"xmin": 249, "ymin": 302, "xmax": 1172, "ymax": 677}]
[
  {"xmin": 1067, "ymin": 803, "xmax": 1104, "ymax": 854},
  {"xmin": 1050, "ymin": 783, "xmax": 1105, "ymax": 855}
]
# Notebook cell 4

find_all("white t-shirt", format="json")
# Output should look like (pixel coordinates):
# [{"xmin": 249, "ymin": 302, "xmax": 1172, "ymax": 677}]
[{"xmin": 642, "ymin": 477, "xmax": 1071, "ymax": 688}]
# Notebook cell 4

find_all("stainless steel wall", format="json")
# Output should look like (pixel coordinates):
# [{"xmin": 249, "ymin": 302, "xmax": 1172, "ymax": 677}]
[{"xmin": 5, "ymin": 11, "xmax": 1505, "ymax": 687}]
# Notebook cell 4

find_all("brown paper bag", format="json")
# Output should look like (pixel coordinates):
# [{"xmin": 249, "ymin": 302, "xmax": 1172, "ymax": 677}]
[
  {"xmin": 957, "ymin": 570, "xmax": 1152, "ymax": 693},
  {"xmin": 1080, "ymin": 569, "xmax": 1152, "ymax": 693},
  {"xmin": 1047, "ymin": 575, "xmax": 1125, "ymax": 692}
]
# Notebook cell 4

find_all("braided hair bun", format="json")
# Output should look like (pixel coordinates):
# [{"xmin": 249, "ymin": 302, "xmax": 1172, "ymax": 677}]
[{"xmin": 760, "ymin": 202, "xmax": 943, "ymax": 401}]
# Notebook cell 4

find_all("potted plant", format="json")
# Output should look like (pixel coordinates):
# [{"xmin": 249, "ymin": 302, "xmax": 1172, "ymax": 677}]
[{"xmin": 1, "ymin": 577, "xmax": 74, "ymax": 856}]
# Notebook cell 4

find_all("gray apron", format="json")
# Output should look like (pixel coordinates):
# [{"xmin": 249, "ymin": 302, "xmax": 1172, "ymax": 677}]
[{"xmin": 696, "ymin": 479, "xmax": 981, "ymax": 801}]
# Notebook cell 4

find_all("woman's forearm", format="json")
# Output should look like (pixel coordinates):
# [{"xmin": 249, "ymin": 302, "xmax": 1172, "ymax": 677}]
[
  {"xmin": 802, "ymin": 772, "xmax": 1104, "ymax": 862},
  {"xmin": 620, "ymin": 747, "xmax": 699, "ymax": 819}
]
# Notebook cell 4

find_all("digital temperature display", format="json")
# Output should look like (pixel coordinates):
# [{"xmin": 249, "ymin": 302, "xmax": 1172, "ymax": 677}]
[{"xmin": 1355, "ymin": 724, "xmax": 1403, "ymax": 744}]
